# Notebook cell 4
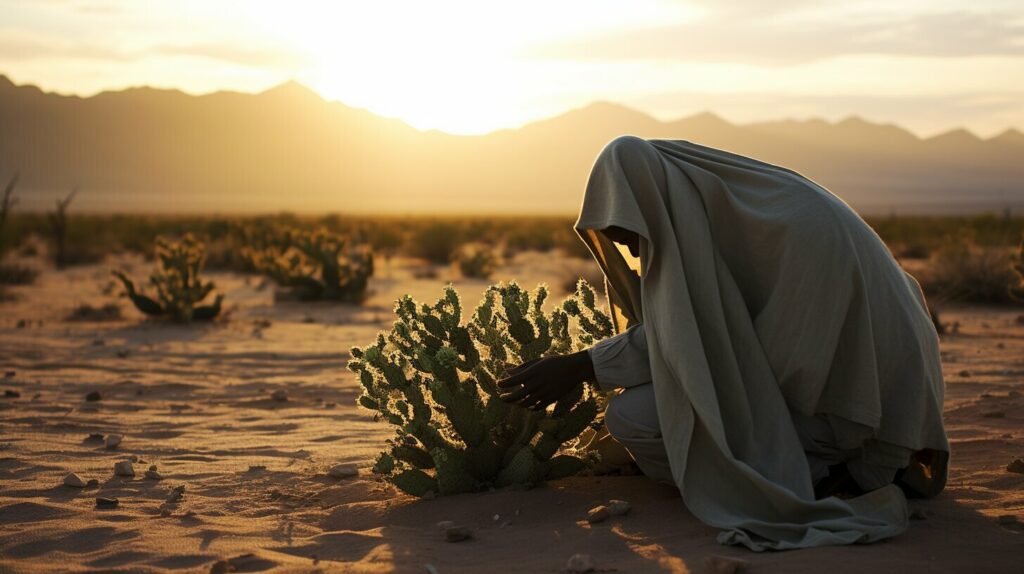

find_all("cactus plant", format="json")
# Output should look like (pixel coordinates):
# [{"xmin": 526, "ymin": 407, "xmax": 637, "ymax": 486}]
[
  {"xmin": 113, "ymin": 234, "xmax": 223, "ymax": 322},
  {"xmin": 349, "ymin": 279, "xmax": 613, "ymax": 497},
  {"xmin": 243, "ymin": 227, "xmax": 373, "ymax": 302}
]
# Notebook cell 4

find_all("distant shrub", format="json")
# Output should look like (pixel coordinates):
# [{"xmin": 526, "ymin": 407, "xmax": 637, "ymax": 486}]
[
  {"xmin": 916, "ymin": 230, "xmax": 1023, "ymax": 304},
  {"xmin": 455, "ymin": 244, "xmax": 498, "ymax": 279},
  {"xmin": 66, "ymin": 303, "xmax": 122, "ymax": 322},
  {"xmin": 349, "ymin": 280, "xmax": 612, "ymax": 497},
  {"xmin": 243, "ymin": 227, "xmax": 373, "ymax": 302},
  {"xmin": 0, "ymin": 263, "xmax": 39, "ymax": 286},
  {"xmin": 407, "ymin": 222, "xmax": 463, "ymax": 265},
  {"xmin": 113, "ymin": 234, "xmax": 224, "ymax": 322}
]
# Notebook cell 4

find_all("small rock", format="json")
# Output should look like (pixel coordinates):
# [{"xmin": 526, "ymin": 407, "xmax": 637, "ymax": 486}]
[
  {"xmin": 996, "ymin": 342, "xmax": 1006, "ymax": 349},
  {"xmin": 86, "ymin": 433, "xmax": 105, "ymax": 441},
  {"xmin": 328, "ymin": 463, "xmax": 358, "ymax": 479},
  {"xmin": 271, "ymin": 389, "xmax": 288, "ymax": 402},
  {"xmin": 983, "ymin": 411, "xmax": 1006, "ymax": 419},
  {"xmin": 4, "ymin": 371, "xmax": 14, "ymax": 378},
  {"xmin": 92, "ymin": 338, "xmax": 105, "ymax": 346},
  {"xmin": 958, "ymin": 369, "xmax": 971, "ymax": 377},
  {"xmin": 324, "ymin": 402, "xmax": 336, "ymax": 409},
  {"xmin": 128, "ymin": 455, "xmax": 138, "ymax": 463},
  {"xmin": 424, "ymin": 564, "xmax": 439, "ymax": 574},
  {"xmin": 208, "ymin": 560, "xmax": 232, "ymax": 574},
  {"xmin": 606, "ymin": 499, "xmax": 631, "ymax": 516},
  {"xmin": 167, "ymin": 484, "xmax": 186, "ymax": 502},
  {"xmin": 95, "ymin": 496, "xmax": 119, "ymax": 508},
  {"xmin": 86, "ymin": 479, "xmax": 99, "ymax": 488},
  {"xmin": 64, "ymin": 472, "xmax": 87, "ymax": 488},
  {"xmin": 436, "ymin": 520, "xmax": 456, "ymax": 530},
  {"xmin": 3, "ymin": 389, "xmax": 19, "ymax": 398},
  {"xmin": 105, "ymin": 434, "xmax": 122, "ymax": 449},
  {"xmin": 444, "ymin": 525, "xmax": 473, "ymax": 542},
  {"xmin": 1007, "ymin": 459, "xmax": 1024, "ymax": 474},
  {"xmin": 586, "ymin": 505, "xmax": 610, "ymax": 523},
  {"xmin": 159, "ymin": 506, "xmax": 173, "ymax": 518},
  {"xmin": 704, "ymin": 554, "xmax": 749, "ymax": 574},
  {"xmin": 114, "ymin": 460, "xmax": 135, "ymax": 477},
  {"xmin": 145, "ymin": 468, "xmax": 163, "ymax": 480},
  {"xmin": 183, "ymin": 510, "xmax": 197, "ymax": 518},
  {"xmin": 85, "ymin": 391, "xmax": 102, "ymax": 402},
  {"xmin": 566, "ymin": 553, "xmax": 595, "ymax": 573}
]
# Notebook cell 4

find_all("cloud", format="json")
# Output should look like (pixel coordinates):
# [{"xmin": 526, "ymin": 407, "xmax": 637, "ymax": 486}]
[
  {"xmin": 147, "ymin": 43, "xmax": 306, "ymax": 69},
  {"xmin": 527, "ymin": 9, "xmax": 1024, "ymax": 64}
]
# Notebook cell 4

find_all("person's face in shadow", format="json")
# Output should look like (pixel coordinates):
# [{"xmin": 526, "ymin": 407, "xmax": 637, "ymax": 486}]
[{"xmin": 603, "ymin": 225, "xmax": 640, "ymax": 258}]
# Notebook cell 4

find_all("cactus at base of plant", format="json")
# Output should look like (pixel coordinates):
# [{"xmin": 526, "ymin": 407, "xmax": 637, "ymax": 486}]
[
  {"xmin": 349, "ymin": 279, "xmax": 613, "ymax": 498},
  {"xmin": 113, "ymin": 234, "xmax": 223, "ymax": 323},
  {"xmin": 242, "ymin": 227, "xmax": 373, "ymax": 302}
]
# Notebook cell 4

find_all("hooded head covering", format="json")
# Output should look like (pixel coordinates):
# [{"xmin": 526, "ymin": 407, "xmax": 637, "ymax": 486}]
[{"xmin": 574, "ymin": 136, "xmax": 948, "ymax": 550}]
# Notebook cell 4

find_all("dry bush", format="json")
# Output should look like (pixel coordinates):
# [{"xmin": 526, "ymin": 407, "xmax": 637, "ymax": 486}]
[{"xmin": 916, "ymin": 231, "xmax": 1023, "ymax": 304}]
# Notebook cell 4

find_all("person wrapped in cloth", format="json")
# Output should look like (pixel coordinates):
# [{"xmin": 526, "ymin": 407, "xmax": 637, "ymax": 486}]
[{"xmin": 497, "ymin": 136, "xmax": 948, "ymax": 551}]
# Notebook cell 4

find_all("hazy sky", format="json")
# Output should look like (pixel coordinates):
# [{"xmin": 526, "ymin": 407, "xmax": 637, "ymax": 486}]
[{"xmin": 1, "ymin": 0, "xmax": 1022, "ymax": 136}]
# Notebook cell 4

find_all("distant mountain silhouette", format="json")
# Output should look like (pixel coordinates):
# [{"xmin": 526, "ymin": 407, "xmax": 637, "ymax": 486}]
[{"xmin": 1, "ymin": 75, "xmax": 1021, "ymax": 214}]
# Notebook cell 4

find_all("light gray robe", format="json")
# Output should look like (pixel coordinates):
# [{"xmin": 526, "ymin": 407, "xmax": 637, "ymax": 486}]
[{"xmin": 574, "ymin": 135, "xmax": 949, "ymax": 551}]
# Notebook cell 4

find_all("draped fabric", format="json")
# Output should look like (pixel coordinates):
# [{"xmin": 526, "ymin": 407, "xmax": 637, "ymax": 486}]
[{"xmin": 574, "ymin": 136, "xmax": 948, "ymax": 550}]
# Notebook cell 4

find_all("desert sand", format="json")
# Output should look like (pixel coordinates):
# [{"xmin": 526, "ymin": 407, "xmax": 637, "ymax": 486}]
[{"xmin": 1, "ymin": 251, "xmax": 1022, "ymax": 573}]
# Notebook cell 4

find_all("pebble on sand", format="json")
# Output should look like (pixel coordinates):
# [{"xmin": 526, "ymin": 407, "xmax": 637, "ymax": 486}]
[
  {"xmin": 328, "ymin": 463, "xmax": 359, "ymax": 479},
  {"xmin": 271, "ymin": 389, "xmax": 288, "ymax": 402},
  {"xmin": 114, "ymin": 460, "xmax": 135, "ymax": 477},
  {"xmin": 145, "ymin": 465, "xmax": 163, "ymax": 480},
  {"xmin": 86, "ymin": 433, "xmax": 105, "ymax": 441},
  {"xmin": 587, "ymin": 499, "xmax": 632, "ymax": 523},
  {"xmin": 3, "ymin": 389, "xmax": 19, "ymax": 398},
  {"xmin": 566, "ymin": 553, "xmax": 595, "ymax": 573},
  {"xmin": 85, "ymin": 391, "xmax": 102, "ymax": 402},
  {"xmin": 86, "ymin": 478, "xmax": 99, "ymax": 488},
  {"xmin": 444, "ymin": 525, "xmax": 473, "ymax": 542},
  {"xmin": 606, "ymin": 499, "xmax": 632, "ymax": 516},
  {"xmin": 1007, "ymin": 459, "xmax": 1024, "ymax": 474},
  {"xmin": 105, "ymin": 434, "xmax": 123, "ymax": 449},
  {"xmin": 586, "ymin": 505, "xmax": 610, "ymax": 523},
  {"xmin": 63, "ymin": 472, "xmax": 87, "ymax": 488},
  {"xmin": 167, "ymin": 484, "xmax": 186, "ymax": 502},
  {"xmin": 704, "ymin": 555, "xmax": 749, "ymax": 574},
  {"xmin": 95, "ymin": 497, "xmax": 119, "ymax": 508}
]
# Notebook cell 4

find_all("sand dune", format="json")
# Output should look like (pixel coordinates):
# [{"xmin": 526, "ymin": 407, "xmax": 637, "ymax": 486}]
[{"xmin": 1, "ymin": 253, "xmax": 1022, "ymax": 573}]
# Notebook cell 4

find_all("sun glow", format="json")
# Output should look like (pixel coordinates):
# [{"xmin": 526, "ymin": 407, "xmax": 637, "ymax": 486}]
[{"xmin": 246, "ymin": 0, "xmax": 700, "ymax": 134}]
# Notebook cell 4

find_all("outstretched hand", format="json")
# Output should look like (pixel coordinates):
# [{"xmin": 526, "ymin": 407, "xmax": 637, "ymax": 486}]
[{"xmin": 497, "ymin": 351, "xmax": 596, "ymax": 411}]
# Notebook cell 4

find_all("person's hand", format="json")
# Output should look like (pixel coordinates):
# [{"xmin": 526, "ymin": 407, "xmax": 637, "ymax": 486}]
[{"xmin": 497, "ymin": 351, "xmax": 595, "ymax": 411}]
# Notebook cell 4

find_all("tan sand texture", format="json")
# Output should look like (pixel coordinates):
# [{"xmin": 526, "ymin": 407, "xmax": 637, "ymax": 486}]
[{"xmin": 1, "ymin": 253, "xmax": 1022, "ymax": 573}]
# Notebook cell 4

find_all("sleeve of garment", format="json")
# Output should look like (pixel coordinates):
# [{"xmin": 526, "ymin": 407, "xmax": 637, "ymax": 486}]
[{"xmin": 587, "ymin": 323, "xmax": 652, "ymax": 391}]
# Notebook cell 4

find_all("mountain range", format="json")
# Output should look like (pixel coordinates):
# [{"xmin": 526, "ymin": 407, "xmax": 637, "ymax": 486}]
[{"xmin": 1, "ymin": 74, "xmax": 1021, "ymax": 215}]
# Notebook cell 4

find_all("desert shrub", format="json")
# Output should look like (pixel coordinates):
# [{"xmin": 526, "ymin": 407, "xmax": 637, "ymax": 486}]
[
  {"xmin": 916, "ymin": 230, "xmax": 1023, "ymax": 304},
  {"xmin": 243, "ymin": 227, "xmax": 373, "ymax": 302},
  {"xmin": 454, "ymin": 244, "xmax": 498, "ymax": 279},
  {"xmin": 113, "ymin": 234, "xmax": 224, "ymax": 322},
  {"xmin": 349, "ymin": 280, "xmax": 613, "ymax": 497},
  {"xmin": 0, "ymin": 263, "xmax": 39, "ymax": 286},
  {"xmin": 407, "ymin": 222, "xmax": 463, "ymax": 265}
]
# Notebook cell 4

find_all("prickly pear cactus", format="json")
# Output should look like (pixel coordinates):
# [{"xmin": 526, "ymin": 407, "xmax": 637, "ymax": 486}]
[
  {"xmin": 348, "ymin": 279, "xmax": 613, "ymax": 497},
  {"xmin": 113, "ymin": 234, "xmax": 224, "ymax": 323},
  {"xmin": 243, "ymin": 227, "xmax": 373, "ymax": 302}
]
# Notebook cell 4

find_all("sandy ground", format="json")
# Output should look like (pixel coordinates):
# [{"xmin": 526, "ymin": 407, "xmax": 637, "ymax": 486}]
[{"xmin": 1, "ymin": 252, "xmax": 1022, "ymax": 574}]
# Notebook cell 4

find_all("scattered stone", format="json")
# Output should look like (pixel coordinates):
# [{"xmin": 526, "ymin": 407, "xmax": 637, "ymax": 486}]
[
  {"xmin": 3, "ymin": 371, "xmax": 13, "ymax": 378},
  {"xmin": 105, "ymin": 434, "xmax": 123, "ymax": 449},
  {"xmin": 85, "ymin": 391, "xmax": 102, "ymax": 402},
  {"xmin": 128, "ymin": 454, "xmax": 139, "ymax": 463},
  {"xmin": 3, "ymin": 389, "xmax": 19, "ymax": 398},
  {"xmin": 566, "ymin": 553, "xmax": 595, "ymax": 573},
  {"xmin": 183, "ymin": 510, "xmax": 197, "ymax": 518},
  {"xmin": 606, "ymin": 499, "xmax": 631, "ymax": 517},
  {"xmin": 704, "ymin": 554, "xmax": 749, "ymax": 574},
  {"xmin": 586, "ymin": 505, "xmax": 610, "ymax": 524},
  {"xmin": 270, "ymin": 389, "xmax": 288, "ymax": 402},
  {"xmin": 208, "ymin": 560, "xmax": 232, "ymax": 574},
  {"xmin": 247, "ymin": 465, "xmax": 266, "ymax": 473},
  {"xmin": 114, "ymin": 460, "xmax": 135, "ymax": 477},
  {"xmin": 86, "ymin": 479, "xmax": 99, "ymax": 488},
  {"xmin": 424, "ymin": 564, "xmax": 438, "ymax": 574},
  {"xmin": 328, "ymin": 463, "xmax": 358, "ymax": 479},
  {"xmin": 116, "ymin": 349, "xmax": 129, "ymax": 358},
  {"xmin": 86, "ymin": 433, "xmax": 104, "ymax": 441},
  {"xmin": 159, "ymin": 506, "xmax": 173, "ymax": 518},
  {"xmin": 64, "ymin": 472, "xmax": 87, "ymax": 488},
  {"xmin": 958, "ymin": 369, "xmax": 971, "ymax": 378},
  {"xmin": 997, "ymin": 342, "xmax": 1006, "ymax": 349},
  {"xmin": 436, "ymin": 520, "xmax": 456, "ymax": 530},
  {"xmin": 91, "ymin": 338, "xmax": 105, "ymax": 347},
  {"xmin": 145, "ymin": 465, "xmax": 163, "ymax": 480},
  {"xmin": 95, "ymin": 497, "xmax": 119, "ymax": 508},
  {"xmin": 983, "ymin": 411, "xmax": 1006, "ymax": 419},
  {"xmin": 1007, "ymin": 459, "xmax": 1024, "ymax": 474},
  {"xmin": 324, "ymin": 402, "xmax": 336, "ymax": 409},
  {"xmin": 167, "ymin": 484, "xmax": 186, "ymax": 502},
  {"xmin": 444, "ymin": 525, "xmax": 473, "ymax": 542}
]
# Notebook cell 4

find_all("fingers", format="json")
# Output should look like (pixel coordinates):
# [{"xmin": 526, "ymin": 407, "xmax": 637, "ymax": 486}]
[{"xmin": 497, "ymin": 359, "xmax": 541, "ymax": 389}]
